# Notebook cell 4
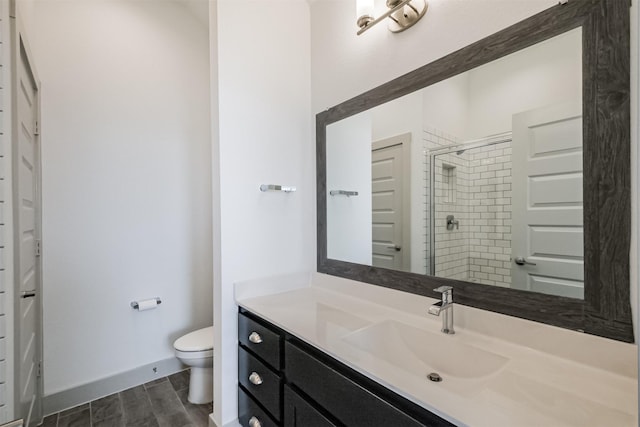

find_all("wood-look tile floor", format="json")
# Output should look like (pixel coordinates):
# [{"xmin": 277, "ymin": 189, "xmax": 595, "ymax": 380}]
[{"xmin": 40, "ymin": 370, "xmax": 212, "ymax": 427}]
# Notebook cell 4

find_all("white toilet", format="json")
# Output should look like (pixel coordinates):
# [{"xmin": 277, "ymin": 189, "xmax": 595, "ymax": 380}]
[{"xmin": 174, "ymin": 326, "xmax": 214, "ymax": 404}]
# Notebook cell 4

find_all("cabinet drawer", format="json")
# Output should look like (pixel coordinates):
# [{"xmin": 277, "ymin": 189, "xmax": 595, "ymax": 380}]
[
  {"xmin": 239, "ymin": 386, "xmax": 279, "ymax": 427},
  {"xmin": 284, "ymin": 385, "xmax": 337, "ymax": 427},
  {"xmin": 239, "ymin": 312, "xmax": 282, "ymax": 369},
  {"xmin": 286, "ymin": 341, "xmax": 445, "ymax": 427},
  {"xmin": 239, "ymin": 346, "xmax": 282, "ymax": 421}
]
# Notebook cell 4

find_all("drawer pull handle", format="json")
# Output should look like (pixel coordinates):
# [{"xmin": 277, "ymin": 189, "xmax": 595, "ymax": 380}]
[
  {"xmin": 248, "ymin": 332, "xmax": 263, "ymax": 344},
  {"xmin": 248, "ymin": 372, "xmax": 263, "ymax": 385},
  {"xmin": 249, "ymin": 416, "xmax": 262, "ymax": 427}
]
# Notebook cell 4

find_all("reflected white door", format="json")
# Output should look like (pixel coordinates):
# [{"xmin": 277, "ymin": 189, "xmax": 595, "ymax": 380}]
[
  {"xmin": 371, "ymin": 136, "xmax": 407, "ymax": 270},
  {"xmin": 15, "ymin": 37, "xmax": 42, "ymax": 427},
  {"xmin": 511, "ymin": 101, "xmax": 583, "ymax": 298}
]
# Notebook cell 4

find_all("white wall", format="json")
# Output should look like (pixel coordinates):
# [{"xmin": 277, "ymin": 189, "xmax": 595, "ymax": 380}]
[
  {"xmin": 214, "ymin": 0, "xmax": 313, "ymax": 424},
  {"xmin": 465, "ymin": 27, "xmax": 582, "ymax": 138},
  {"xmin": 327, "ymin": 112, "xmax": 372, "ymax": 264},
  {"xmin": 419, "ymin": 27, "xmax": 581, "ymax": 142},
  {"xmin": 421, "ymin": 74, "xmax": 469, "ymax": 139},
  {"xmin": 32, "ymin": 0, "xmax": 212, "ymax": 395}
]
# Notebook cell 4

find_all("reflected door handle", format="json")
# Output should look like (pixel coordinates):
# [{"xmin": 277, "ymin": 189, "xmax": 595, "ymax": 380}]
[
  {"xmin": 514, "ymin": 257, "xmax": 536, "ymax": 266},
  {"xmin": 21, "ymin": 291, "xmax": 36, "ymax": 299},
  {"xmin": 386, "ymin": 245, "xmax": 401, "ymax": 251}
]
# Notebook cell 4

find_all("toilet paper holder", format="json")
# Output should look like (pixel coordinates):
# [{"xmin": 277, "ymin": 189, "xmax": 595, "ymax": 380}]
[{"xmin": 131, "ymin": 297, "xmax": 162, "ymax": 310}]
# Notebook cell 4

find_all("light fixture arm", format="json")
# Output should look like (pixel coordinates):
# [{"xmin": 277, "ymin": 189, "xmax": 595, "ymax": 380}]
[{"xmin": 357, "ymin": 0, "xmax": 428, "ymax": 36}]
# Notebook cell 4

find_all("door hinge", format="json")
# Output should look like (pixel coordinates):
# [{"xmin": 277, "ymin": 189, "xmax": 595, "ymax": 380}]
[
  {"xmin": 34, "ymin": 120, "xmax": 40, "ymax": 136},
  {"xmin": 37, "ymin": 361, "xmax": 42, "ymax": 378},
  {"xmin": 35, "ymin": 239, "xmax": 41, "ymax": 257}
]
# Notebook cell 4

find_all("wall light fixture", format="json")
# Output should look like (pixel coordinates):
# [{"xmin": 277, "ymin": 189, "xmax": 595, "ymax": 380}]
[{"xmin": 356, "ymin": 0, "xmax": 428, "ymax": 35}]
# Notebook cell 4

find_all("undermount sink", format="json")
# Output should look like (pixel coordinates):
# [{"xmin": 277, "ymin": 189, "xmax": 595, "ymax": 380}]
[{"xmin": 343, "ymin": 320, "xmax": 508, "ymax": 379}]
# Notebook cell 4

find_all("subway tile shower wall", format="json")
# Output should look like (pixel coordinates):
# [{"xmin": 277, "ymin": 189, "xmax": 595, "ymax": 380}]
[
  {"xmin": 467, "ymin": 143, "xmax": 512, "ymax": 287},
  {"xmin": 424, "ymin": 126, "xmax": 512, "ymax": 287}
]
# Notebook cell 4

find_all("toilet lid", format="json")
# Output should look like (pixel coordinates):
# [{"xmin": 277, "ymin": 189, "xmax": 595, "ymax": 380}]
[{"xmin": 174, "ymin": 326, "xmax": 214, "ymax": 352}]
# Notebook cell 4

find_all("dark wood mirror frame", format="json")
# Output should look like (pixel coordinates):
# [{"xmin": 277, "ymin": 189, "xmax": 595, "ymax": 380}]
[{"xmin": 317, "ymin": 0, "xmax": 633, "ymax": 342}]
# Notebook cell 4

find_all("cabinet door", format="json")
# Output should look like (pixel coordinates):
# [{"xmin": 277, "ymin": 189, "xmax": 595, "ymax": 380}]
[
  {"xmin": 284, "ymin": 385, "xmax": 337, "ymax": 427},
  {"xmin": 286, "ymin": 341, "xmax": 454, "ymax": 427}
]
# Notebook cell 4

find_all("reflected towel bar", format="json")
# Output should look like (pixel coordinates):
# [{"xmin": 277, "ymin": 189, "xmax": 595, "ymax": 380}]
[{"xmin": 330, "ymin": 190, "xmax": 359, "ymax": 197}]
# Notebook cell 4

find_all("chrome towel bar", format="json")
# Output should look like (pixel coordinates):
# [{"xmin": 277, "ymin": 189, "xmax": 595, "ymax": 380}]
[
  {"xmin": 330, "ymin": 190, "xmax": 358, "ymax": 197},
  {"xmin": 260, "ymin": 184, "xmax": 296, "ymax": 193}
]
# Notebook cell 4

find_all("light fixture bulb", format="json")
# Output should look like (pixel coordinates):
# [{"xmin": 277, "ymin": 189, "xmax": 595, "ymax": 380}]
[{"xmin": 356, "ymin": 0, "xmax": 375, "ymax": 28}]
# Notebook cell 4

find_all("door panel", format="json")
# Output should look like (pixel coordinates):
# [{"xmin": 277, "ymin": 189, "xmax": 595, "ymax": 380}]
[
  {"xmin": 15, "ymin": 38, "xmax": 41, "ymax": 427},
  {"xmin": 511, "ymin": 101, "xmax": 583, "ymax": 298},
  {"xmin": 529, "ymin": 227, "xmax": 584, "ymax": 259},
  {"xmin": 372, "ymin": 144, "xmax": 403, "ymax": 270},
  {"xmin": 529, "ymin": 173, "xmax": 582, "ymax": 205},
  {"xmin": 529, "ymin": 115, "xmax": 582, "ymax": 154}
]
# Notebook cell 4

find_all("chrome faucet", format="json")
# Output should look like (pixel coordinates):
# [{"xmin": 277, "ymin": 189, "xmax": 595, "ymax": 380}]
[{"xmin": 428, "ymin": 286, "xmax": 455, "ymax": 334}]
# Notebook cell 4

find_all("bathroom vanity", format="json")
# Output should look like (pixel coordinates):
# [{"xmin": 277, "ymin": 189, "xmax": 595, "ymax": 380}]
[
  {"xmin": 235, "ymin": 272, "xmax": 637, "ymax": 427},
  {"xmin": 238, "ymin": 308, "xmax": 453, "ymax": 427}
]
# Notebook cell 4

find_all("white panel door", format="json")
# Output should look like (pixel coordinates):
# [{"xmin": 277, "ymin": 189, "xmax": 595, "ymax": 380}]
[
  {"xmin": 371, "ymin": 143, "xmax": 404, "ymax": 270},
  {"xmin": 511, "ymin": 101, "xmax": 583, "ymax": 298},
  {"xmin": 15, "ymin": 38, "xmax": 41, "ymax": 427}
]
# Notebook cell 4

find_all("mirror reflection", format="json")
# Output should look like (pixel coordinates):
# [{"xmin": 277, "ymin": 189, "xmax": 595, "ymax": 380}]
[{"xmin": 327, "ymin": 27, "xmax": 583, "ymax": 298}]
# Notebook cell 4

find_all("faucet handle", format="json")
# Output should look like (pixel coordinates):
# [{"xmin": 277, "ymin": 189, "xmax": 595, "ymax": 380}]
[{"xmin": 433, "ymin": 286, "xmax": 453, "ymax": 304}]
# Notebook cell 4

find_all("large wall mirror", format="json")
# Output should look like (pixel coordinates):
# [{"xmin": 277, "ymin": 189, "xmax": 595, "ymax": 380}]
[{"xmin": 317, "ymin": 1, "xmax": 633, "ymax": 342}]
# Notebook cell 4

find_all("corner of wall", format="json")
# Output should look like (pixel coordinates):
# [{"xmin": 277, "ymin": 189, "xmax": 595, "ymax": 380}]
[{"xmin": 209, "ymin": 1, "xmax": 223, "ymax": 425}]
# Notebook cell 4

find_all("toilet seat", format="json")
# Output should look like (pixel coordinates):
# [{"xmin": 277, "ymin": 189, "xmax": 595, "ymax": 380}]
[
  {"xmin": 174, "ymin": 326, "xmax": 213, "ymax": 352},
  {"xmin": 175, "ymin": 348, "xmax": 213, "ymax": 360}
]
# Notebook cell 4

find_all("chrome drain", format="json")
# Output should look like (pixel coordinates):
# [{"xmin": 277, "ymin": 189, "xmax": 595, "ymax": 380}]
[{"xmin": 427, "ymin": 372, "xmax": 442, "ymax": 382}]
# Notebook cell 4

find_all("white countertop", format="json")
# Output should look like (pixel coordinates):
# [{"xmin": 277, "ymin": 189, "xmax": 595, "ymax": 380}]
[{"xmin": 235, "ymin": 272, "xmax": 638, "ymax": 427}]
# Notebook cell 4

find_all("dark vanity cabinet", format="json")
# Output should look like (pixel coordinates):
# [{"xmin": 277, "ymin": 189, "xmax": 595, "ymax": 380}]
[
  {"xmin": 238, "ymin": 310, "xmax": 283, "ymax": 427},
  {"xmin": 238, "ymin": 308, "xmax": 455, "ymax": 427}
]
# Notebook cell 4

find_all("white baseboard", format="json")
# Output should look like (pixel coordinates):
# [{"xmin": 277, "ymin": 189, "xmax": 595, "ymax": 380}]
[
  {"xmin": 208, "ymin": 414, "xmax": 240, "ymax": 427},
  {"xmin": 42, "ymin": 357, "xmax": 185, "ymax": 416}
]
